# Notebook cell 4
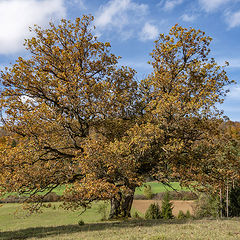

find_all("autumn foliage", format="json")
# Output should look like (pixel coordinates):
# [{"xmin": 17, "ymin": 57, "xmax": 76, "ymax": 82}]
[{"xmin": 0, "ymin": 16, "xmax": 238, "ymax": 218}]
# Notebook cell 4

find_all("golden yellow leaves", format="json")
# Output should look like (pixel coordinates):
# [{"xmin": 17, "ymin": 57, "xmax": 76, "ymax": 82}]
[
  {"xmin": 0, "ymin": 14, "xmax": 143, "ymax": 212},
  {"xmin": 147, "ymin": 24, "xmax": 232, "ymax": 121},
  {"xmin": 0, "ymin": 15, "xmax": 236, "ymax": 215}
]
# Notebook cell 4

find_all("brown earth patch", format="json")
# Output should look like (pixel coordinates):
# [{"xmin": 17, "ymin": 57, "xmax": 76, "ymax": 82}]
[{"xmin": 132, "ymin": 200, "xmax": 195, "ymax": 216}]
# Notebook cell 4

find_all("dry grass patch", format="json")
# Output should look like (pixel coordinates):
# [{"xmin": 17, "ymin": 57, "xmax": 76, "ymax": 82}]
[
  {"xmin": 1, "ymin": 202, "xmax": 240, "ymax": 240},
  {"xmin": 1, "ymin": 219, "xmax": 240, "ymax": 240}
]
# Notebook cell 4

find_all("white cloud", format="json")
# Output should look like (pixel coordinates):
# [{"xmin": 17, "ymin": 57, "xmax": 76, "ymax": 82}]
[
  {"xmin": 0, "ymin": 0, "xmax": 66, "ymax": 55},
  {"xmin": 199, "ymin": 0, "xmax": 231, "ymax": 12},
  {"xmin": 181, "ymin": 13, "xmax": 197, "ymax": 22},
  {"xmin": 227, "ymin": 86, "xmax": 240, "ymax": 99},
  {"xmin": 225, "ymin": 10, "xmax": 240, "ymax": 28},
  {"xmin": 228, "ymin": 58, "xmax": 240, "ymax": 67},
  {"xmin": 69, "ymin": 0, "xmax": 86, "ymax": 9},
  {"xmin": 140, "ymin": 23, "xmax": 159, "ymax": 41},
  {"xmin": 95, "ymin": 0, "xmax": 128, "ymax": 28},
  {"xmin": 217, "ymin": 58, "xmax": 240, "ymax": 68},
  {"xmin": 162, "ymin": 0, "xmax": 183, "ymax": 11},
  {"xmin": 95, "ymin": 0, "xmax": 148, "ymax": 39}
]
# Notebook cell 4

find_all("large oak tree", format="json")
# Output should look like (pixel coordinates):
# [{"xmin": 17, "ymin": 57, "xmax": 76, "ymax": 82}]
[{"xmin": 0, "ymin": 18, "xmax": 235, "ymax": 218}]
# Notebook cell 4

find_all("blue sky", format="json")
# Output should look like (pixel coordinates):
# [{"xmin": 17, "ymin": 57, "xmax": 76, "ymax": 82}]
[{"xmin": 0, "ymin": 0, "xmax": 240, "ymax": 121}]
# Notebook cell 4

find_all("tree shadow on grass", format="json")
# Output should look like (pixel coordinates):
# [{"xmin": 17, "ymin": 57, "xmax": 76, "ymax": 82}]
[{"xmin": 0, "ymin": 219, "xmax": 189, "ymax": 240}]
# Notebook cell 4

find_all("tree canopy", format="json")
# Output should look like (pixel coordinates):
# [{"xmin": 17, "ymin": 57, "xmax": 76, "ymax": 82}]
[{"xmin": 0, "ymin": 16, "xmax": 237, "ymax": 218}]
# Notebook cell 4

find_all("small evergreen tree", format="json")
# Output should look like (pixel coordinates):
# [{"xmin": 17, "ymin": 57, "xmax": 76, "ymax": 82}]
[
  {"xmin": 133, "ymin": 211, "xmax": 141, "ymax": 219},
  {"xmin": 185, "ymin": 210, "xmax": 191, "ymax": 218},
  {"xmin": 145, "ymin": 203, "xmax": 162, "ymax": 219},
  {"xmin": 161, "ymin": 192, "xmax": 174, "ymax": 219},
  {"xmin": 177, "ymin": 210, "xmax": 185, "ymax": 219}
]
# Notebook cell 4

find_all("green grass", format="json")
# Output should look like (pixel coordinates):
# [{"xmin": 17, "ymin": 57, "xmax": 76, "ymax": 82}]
[
  {"xmin": 0, "ymin": 183, "xmax": 234, "ymax": 240},
  {"xmin": 135, "ymin": 182, "xmax": 190, "ymax": 195},
  {"xmin": 51, "ymin": 185, "xmax": 66, "ymax": 196},
  {"xmin": 1, "ymin": 182, "xmax": 190, "ymax": 199},
  {"xmin": 52, "ymin": 182, "xmax": 190, "ymax": 196},
  {"xmin": 0, "ymin": 202, "xmax": 107, "ymax": 232},
  {"xmin": 0, "ymin": 203, "xmax": 240, "ymax": 240}
]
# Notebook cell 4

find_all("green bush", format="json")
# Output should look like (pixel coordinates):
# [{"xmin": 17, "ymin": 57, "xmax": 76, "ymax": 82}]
[
  {"xmin": 143, "ymin": 184, "xmax": 154, "ymax": 199},
  {"xmin": 161, "ymin": 192, "xmax": 174, "ymax": 219},
  {"xmin": 194, "ymin": 193, "xmax": 220, "ymax": 218},
  {"xmin": 78, "ymin": 220, "xmax": 84, "ymax": 225},
  {"xmin": 177, "ymin": 210, "xmax": 186, "ymax": 219},
  {"xmin": 132, "ymin": 211, "xmax": 141, "ymax": 219},
  {"xmin": 177, "ymin": 210, "xmax": 191, "ymax": 219},
  {"xmin": 185, "ymin": 210, "xmax": 191, "ymax": 218},
  {"xmin": 145, "ymin": 203, "xmax": 162, "ymax": 219}
]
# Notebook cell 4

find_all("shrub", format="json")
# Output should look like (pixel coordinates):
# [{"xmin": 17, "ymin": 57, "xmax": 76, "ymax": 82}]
[
  {"xmin": 78, "ymin": 220, "xmax": 85, "ymax": 225},
  {"xmin": 132, "ymin": 211, "xmax": 141, "ymax": 219},
  {"xmin": 145, "ymin": 203, "xmax": 162, "ymax": 219},
  {"xmin": 161, "ymin": 192, "xmax": 174, "ymax": 219},
  {"xmin": 177, "ymin": 210, "xmax": 191, "ymax": 219},
  {"xmin": 177, "ymin": 210, "xmax": 186, "ymax": 219},
  {"xmin": 185, "ymin": 210, "xmax": 191, "ymax": 218},
  {"xmin": 143, "ymin": 184, "xmax": 154, "ymax": 199},
  {"xmin": 194, "ymin": 193, "xmax": 220, "ymax": 218}
]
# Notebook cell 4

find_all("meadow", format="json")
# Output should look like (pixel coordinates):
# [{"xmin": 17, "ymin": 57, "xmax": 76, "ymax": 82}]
[
  {"xmin": 1, "ymin": 182, "xmax": 238, "ymax": 240},
  {"xmin": 48, "ymin": 182, "xmax": 188, "ymax": 196},
  {"xmin": 134, "ymin": 182, "xmax": 189, "ymax": 195},
  {"xmin": 0, "ymin": 202, "xmax": 240, "ymax": 240}
]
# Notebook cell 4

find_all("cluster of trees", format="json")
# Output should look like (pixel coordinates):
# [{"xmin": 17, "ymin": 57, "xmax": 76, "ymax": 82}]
[{"xmin": 0, "ymin": 15, "xmax": 239, "ymax": 218}]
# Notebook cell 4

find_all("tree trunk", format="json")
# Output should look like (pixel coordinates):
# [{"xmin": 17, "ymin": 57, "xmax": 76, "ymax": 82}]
[
  {"xmin": 109, "ymin": 197, "xmax": 121, "ymax": 219},
  {"xmin": 220, "ymin": 187, "xmax": 223, "ymax": 218},
  {"xmin": 121, "ymin": 193, "xmax": 134, "ymax": 217},
  {"xmin": 109, "ymin": 189, "xmax": 135, "ymax": 219},
  {"xmin": 226, "ymin": 182, "xmax": 229, "ymax": 218}
]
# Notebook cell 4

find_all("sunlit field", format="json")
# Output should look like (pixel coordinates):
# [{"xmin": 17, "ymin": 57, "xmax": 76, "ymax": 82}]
[
  {"xmin": 42, "ymin": 182, "xmax": 189, "ymax": 196},
  {"xmin": 0, "ymin": 202, "xmax": 240, "ymax": 240}
]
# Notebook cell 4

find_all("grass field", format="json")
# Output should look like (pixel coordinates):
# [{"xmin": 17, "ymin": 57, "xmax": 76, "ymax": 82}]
[
  {"xmin": 0, "ymin": 183, "xmax": 210, "ymax": 240},
  {"xmin": 0, "ymin": 202, "xmax": 105, "ymax": 231},
  {"xmin": 52, "ymin": 182, "xmax": 190, "ymax": 196},
  {"xmin": 1, "ymin": 182, "xmax": 189, "ymax": 198},
  {"xmin": 135, "ymin": 182, "xmax": 189, "ymax": 195},
  {"xmin": 1, "ymin": 202, "xmax": 240, "ymax": 240}
]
